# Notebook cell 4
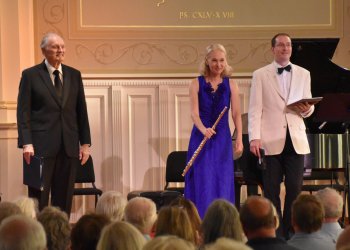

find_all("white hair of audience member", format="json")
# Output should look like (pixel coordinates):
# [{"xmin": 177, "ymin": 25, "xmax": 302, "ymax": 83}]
[
  {"xmin": 0, "ymin": 215, "xmax": 47, "ymax": 250},
  {"xmin": 142, "ymin": 235, "xmax": 196, "ymax": 250},
  {"xmin": 315, "ymin": 187, "xmax": 343, "ymax": 219},
  {"xmin": 124, "ymin": 197, "xmax": 157, "ymax": 235},
  {"xmin": 95, "ymin": 191, "xmax": 127, "ymax": 221},
  {"xmin": 97, "ymin": 221, "xmax": 146, "ymax": 250},
  {"xmin": 0, "ymin": 202, "xmax": 22, "ymax": 224},
  {"xmin": 205, "ymin": 237, "xmax": 253, "ymax": 250},
  {"xmin": 13, "ymin": 196, "xmax": 38, "ymax": 219}
]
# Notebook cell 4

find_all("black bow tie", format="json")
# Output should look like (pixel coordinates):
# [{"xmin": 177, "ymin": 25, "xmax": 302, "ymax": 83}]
[{"xmin": 277, "ymin": 64, "xmax": 291, "ymax": 74}]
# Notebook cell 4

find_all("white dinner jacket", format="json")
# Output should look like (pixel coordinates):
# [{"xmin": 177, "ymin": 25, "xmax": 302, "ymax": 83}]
[{"xmin": 248, "ymin": 62, "xmax": 314, "ymax": 155}]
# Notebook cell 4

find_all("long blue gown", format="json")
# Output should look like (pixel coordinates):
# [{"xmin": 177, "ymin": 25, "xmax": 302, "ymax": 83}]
[{"xmin": 184, "ymin": 75, "xmax": 235, "ymax": 218}]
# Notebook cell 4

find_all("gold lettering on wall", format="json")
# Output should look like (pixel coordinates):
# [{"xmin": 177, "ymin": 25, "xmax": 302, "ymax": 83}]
[{"xmin": 179, "ymin": 11, "xmax": 234, "ymax": 20}]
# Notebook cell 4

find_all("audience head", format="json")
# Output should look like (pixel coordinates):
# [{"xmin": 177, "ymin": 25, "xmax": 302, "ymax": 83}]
[
  {"xmin": 239, "ymin": 195, "xmax": 278, "ymax": 239},
  {"xmin": 201, "ymin": 199, "xmax": 244, "ymax": 245},
  {"xmin": 13, "ymin": 196, "xmax": 38, "ymax": 219},
  {"xmin": 124, "ymin": 197, "xmax": 157, "ymax": 235},
  {"xmin": 199, "ymin": 44, "xmax": 232, "ymax": 77},
  {"xmin": 70, "ymin": 213, "xmax": 110, "ymax": 250},
  {"xmin": 155, "ymin": 206, "xmax": 196, "ymax": 244},
  {"xmin": 143, "ymin": 235, "xmax": 196, "ymax": 250},
  {"xmin": 97, "ymin": 221, "xmax": 146, "ymax": 250},
  {"xmin": 0, "ymin": 201, "xmax": 22, "ymax": 224},
  {"xmin": 205, "ymin": 237, "xmax": 253, "ymax": 250},
  {"xmin": 0, "ymin": 215, "xmax": 46, "ymax": 250},
  {"xmin": 337, "ymin": 226, "xmax": 350, "ymax": 250},
  {"xmin": 96, "ymin": 191, "xmax": 127, "ymax": 221},
  {"xmin": 315, "ymin": 187, "xmax": 343, "ymax": 221},
  {"xmin": 291, "ymin": 194, "xmax": 324, "ymax": 233},
  {"xmin": 37, "ymin": 206, "xmax": 70, "ymax": 250}
]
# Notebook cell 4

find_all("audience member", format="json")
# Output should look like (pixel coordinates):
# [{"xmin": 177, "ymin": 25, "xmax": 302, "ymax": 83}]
[
  {"xmin": 336, "ymin": 226, "xmax": 350, "ymax": 250},
  {"xmin": 205, "ymin": 237, "xmax": 253, "ymax": 250},
  {"xmin": 143, "ymin": 235, "xmax": 196, "ymax": 250},
  {"xmin": 155, "ymin": 206, "xmax": 196, "ymax": 244},
  {"xmin": 288, "ymin": 194, "xmax": 334, "ymax": 250},
  {"xmin": 124, "ymin": 197, "xmax": 157, "ymax": 239},
  {"xmin": 70, "ymin": 213, "xmax": 110, "ymax": 250},
  {"xmin": 0, "ymin": 201, "xmax": 22, "ymax": 224},
  {"xmin": 0, "ymin": 215, "xmax": 46, "ymax": 250},
  {"xmin": 201, "ymin": 199, "xmax": 244, "ymax": 246},
  {"xmin": 37, "ymin": 206, "xmax": 70, "ymax": 250},
  {"xmin": 240, "ymin": 196, "xmax": 298, "ymax": 250},
  {"xmin": 97, "ymin": 221, "xmax": 146, "ymax": 250},
  {"xmin": 169, "ymin": 196, "xmax": 202, "ymax": 244},
  {"xmin": 315, "ymin": 187, "xmax": 344, "ymax": 242},
  {"xmin": 14, "ymin": 196, "xmax": 38, "ymax": 219},
  {"xmin": 95, "ymin": 190, "xmax": 127, "ymax": 221}
]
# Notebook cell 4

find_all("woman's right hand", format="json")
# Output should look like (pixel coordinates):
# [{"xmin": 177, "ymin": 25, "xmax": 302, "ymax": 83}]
[{"xmin": 203, "ymin": 127, "xmax": 216, "ymax": 139}]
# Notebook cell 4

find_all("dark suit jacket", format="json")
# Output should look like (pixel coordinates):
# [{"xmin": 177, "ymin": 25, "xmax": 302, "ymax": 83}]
[{"xmin": 17, "ymin": 61, "xmax": 91, "ymax": 158}]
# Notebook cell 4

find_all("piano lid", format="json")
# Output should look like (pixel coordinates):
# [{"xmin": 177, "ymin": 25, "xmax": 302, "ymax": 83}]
[{"xmin": 291, "ymin": 38, "xmax": 350, "ymax": 134}]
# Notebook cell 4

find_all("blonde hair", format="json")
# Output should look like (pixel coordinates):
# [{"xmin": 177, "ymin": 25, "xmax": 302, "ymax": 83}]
[
  {"xmin": 13, "ymin": 196, "xmax": 37, "ymax": 219},
  {"xmin": 143, "ymin": 235, "xmax": 196, "ymax": 250},
  {"xmin": 97, "ymin": 221, "xmax": 146, "ymax": 250},
  {"xmin": 199, "ymin": 44, "xmax": 233, "ymax": 77}
]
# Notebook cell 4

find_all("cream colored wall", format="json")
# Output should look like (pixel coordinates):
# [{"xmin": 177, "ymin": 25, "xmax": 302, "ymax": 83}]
[{"xmin": 0, "ymin": 0, "xmax": 349, "ymax": 219}]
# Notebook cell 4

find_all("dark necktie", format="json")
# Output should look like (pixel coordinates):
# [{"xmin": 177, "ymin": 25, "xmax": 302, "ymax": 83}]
[
  {"xmin": 53, "ymin": 70, "xmax": 62, "ymax": 99},
  {"xmin": 277, "ymin": 64, "xmax": 291, "ymax": 74}
]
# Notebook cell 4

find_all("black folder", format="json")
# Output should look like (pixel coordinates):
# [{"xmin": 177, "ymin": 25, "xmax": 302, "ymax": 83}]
[{"xmin": 23, "ymin": 156, "xmax": 44, "ymax": 191}]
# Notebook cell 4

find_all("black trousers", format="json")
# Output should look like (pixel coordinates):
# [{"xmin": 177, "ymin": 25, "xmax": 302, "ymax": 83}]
[
  {"xmin": 262, "ymin": 129, "xmax": 305, "ymax": 239},
  {"xmin": 28, "ymin": 146, "xmax": 78, "ymax": 216}
]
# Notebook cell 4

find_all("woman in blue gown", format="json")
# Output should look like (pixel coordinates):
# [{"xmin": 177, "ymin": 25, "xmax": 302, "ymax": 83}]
[{"xmin": 184, "ymin": 44, "xmax": 243, "ymax": 218}]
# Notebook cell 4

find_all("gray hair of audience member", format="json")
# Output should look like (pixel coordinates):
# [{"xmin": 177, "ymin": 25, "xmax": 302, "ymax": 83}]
[
  {"xmin": 37, "ymin": 206, "xmax": 70, "ymax": 250},
  {"xmin": 201, "ymin": 199, "xmax": 244, "ymax": 245},
  {"xmin": 13, "ymin": 196, "xmax": 38, "ymax": 219},
  {"xmin": 205, "ymin": 237, "xmax": 253, "ymax": 250},
  {"xmin": 124, "ymin": 197, "xmax": 157, "ymax": 234},
  {"xmin": 199, "ymin": 44, "xmax": 233, "ymax": 77},
  {"xmin": 95, "ymin": 191, "xmax": 127, "ymax": 221},
  {"xmin": 0, "ymin": 215, "xmax": 46, "ymax": 250},
  {"xmin": 97, "ymin": 221, "xmax": 146, "ymax": 250},
  {"xmin": 239, "ymin": 196, "xmax": 278, "ymax": 233},
  {"xmin": 143, "ymin": 235, "xmax": 196, "ymax": 250},
  {"xmin": 315, "ymin": 187, "xmax": 343, "ymax": 219},
  {"xmin": 71, "ymin": 213, "xmax": 110, "ymax": 250},
  {"xmin": 292, "ymin": 194, "xmax": 324, "ymax": 233},
  {"xmin": 0, "ymin": 202, "xmax": 22, "ymax": 224}
]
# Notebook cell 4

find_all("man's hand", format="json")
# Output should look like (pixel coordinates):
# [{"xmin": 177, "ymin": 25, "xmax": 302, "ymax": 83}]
[
  {"xmin": 79, "ymin": 144, "xmax": 90, "ymax": 165},
  {"xmin": 289, "ymin": 102, "xmax": 311, "ymax": 114},
  {"xmin": 250, "ymin": 139, "xmax": 262, "ymax": 158},
  {"xmin": 23, "ymin": 144, "xmax": 34, "ymax": 164}
]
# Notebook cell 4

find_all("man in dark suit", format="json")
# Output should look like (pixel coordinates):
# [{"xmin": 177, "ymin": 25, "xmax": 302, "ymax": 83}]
[{"xmin": 17, "ymin": 32, "xmax": 91, "ymax": 215}]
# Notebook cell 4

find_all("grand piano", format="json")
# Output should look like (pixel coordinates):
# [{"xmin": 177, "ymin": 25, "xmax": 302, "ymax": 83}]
[{"xmin": 235, "ymin": 38, "xmax": 350, "ymax": 213}]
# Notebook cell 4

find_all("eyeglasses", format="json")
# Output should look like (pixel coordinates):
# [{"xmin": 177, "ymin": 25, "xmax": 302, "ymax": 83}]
[{"xmin": 275, "ymin": 43, "xmax": 292, "ymax": 48}]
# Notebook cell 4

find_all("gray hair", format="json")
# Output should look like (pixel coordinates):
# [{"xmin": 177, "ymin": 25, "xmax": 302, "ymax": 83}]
[
  {"xmin": 0, "ymin": 202, "xmax": 22, "ymax": 225},
  {"xmin": 315, "ymin": 187, "xmax": 343, "ymax": 219},
  {"xmin": 96, "ymin": 191, "xmax": 127, "ymax": 221},
  {"xmin": 40, "ymin": 32, "xmax": 63, "ymax": 49},
  {"xmin": 0, "ymin": 215, "xmax": 46, "ymax": 250},
  {"xmin": 124, "ymin": 197, "xmax": 157, "ymax": 234}
]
